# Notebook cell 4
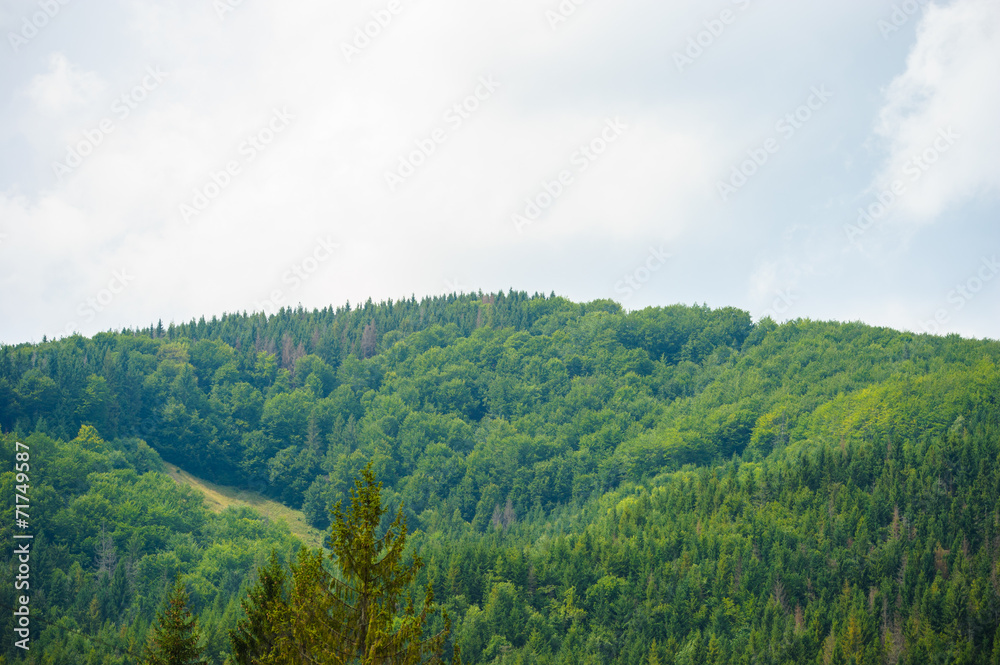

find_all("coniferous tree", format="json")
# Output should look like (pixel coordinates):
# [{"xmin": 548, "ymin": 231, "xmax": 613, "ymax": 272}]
[
  {"xmin": 244, "ymin": 463, "xmax": 454, "ymax": 664},
  {"xmin": 144, "ymin": 578, "xmax": 206, "ymax": 665},
  {"xmin": 648, "ymin": 639, "xmax": 661, "ymax": 665},
  {"xmin": 323, "ymin": 462, "xmax": 452, "ymax": 664},
  {"xmin": 229, "ymin": 553, "xmax": 289, "ymax": 665},
  {"xmin": 360, "ymin": 320, "xmax": 377, "ymax": 358}
]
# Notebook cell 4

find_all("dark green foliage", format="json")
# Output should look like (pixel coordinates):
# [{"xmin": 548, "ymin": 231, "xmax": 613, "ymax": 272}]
[
  {"xmin": 229, "ymin": 553, "xmax": 287, "ymax": 665},
  {"xmin": 144, "ymin": 578, "xmax": 206, "ymax": 665},
  {"xmin": 230, "ymin": 464, "xmax": 452, "ymax": 664},
  {"xmin": 0, "ymin": 427, "xmax": 297, "ymax": 664},
  {"xmin": 4, "ymin": 292, "xmax": 1000, "ymax": 662},
  {"xmin": 322, "ymin": 463, "xmax": 451, "ymax": 664}
]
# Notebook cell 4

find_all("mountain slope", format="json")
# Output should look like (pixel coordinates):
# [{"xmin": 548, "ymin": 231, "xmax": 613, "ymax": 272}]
[
  {"xmin": 2, "ymin": 293, "xmax": 1000, "ymax": 663},
  {"xmin": 162, "ymin": 462, "xmax": 325, "ymax": 549}
]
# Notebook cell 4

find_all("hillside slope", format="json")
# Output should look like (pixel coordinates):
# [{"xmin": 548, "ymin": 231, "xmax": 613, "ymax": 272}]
[
  {"xmin": 3, "ymin": 294, "xmax": 1000, "ymax": 663},
  {"xmin": 163, "ymin": 462, "xmax": 325, "ymax": 549}
]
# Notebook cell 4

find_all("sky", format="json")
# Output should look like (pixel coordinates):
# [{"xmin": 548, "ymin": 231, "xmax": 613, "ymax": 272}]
[{"xmin": 0, "ymin": 0, "xmax": 998, "ymax": 344}]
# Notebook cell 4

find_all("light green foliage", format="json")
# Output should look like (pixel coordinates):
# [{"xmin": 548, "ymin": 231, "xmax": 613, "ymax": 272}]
[
  {"xmin": 4, "ymin": 293, "xmax": 1000, "ymax": 662},
  {"xmin": 230, "ymin": 463, "xmax": 452, "ymax": 664},
  {"xmin": 0, "ymin": 427, "xmax": 297, "ymax": 664}
]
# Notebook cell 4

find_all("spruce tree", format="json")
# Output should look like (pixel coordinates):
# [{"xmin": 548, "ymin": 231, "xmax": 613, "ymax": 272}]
[
  {"xmin": 230, "ymin": 464, "xmax": 461, "ymax": 665},
  {"xmin": 322, "ymin": 462, "xmax": 452, "ymax": 664},
  {"xmin": 144, "ymin": 578, "xmax": 206, "ymax": 665},
  {"xmin": 648, "ymin": 639, "xmax": 661, "ymax": 665},
  {"xmin": 229, "ymin": 553, "xmax": 289, "ymax": 665},
  {"xmin": 237, "ymin": 462, "xmax": 455, "ymax": 664}
]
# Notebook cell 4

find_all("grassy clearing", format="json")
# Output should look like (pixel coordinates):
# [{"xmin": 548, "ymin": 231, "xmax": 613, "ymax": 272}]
[{"xmin": 164, "ymin": 462, "xmax": 327, "ymax": 549}]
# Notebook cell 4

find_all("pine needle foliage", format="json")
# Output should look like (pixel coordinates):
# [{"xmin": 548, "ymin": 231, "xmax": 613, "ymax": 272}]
[
  {"xmin": 229, "ymin": 553, "xmax": 288, "ymax": 664},
  {"xmin": 325, "ymin": 462, "xmax": 453, "ymax": 664},
  {"xmin": 144, "ymin": 578, "xmax": 206, "ymax": 665},
  {"xmin": 232, "ymin": 463, "xmax": 455, "ymax": 664}
]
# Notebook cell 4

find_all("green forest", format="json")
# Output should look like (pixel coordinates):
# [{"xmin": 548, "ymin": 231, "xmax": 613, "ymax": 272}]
[{"xmin": 3, "ymin": 291, "xmax": 1000, "ymax": 663}]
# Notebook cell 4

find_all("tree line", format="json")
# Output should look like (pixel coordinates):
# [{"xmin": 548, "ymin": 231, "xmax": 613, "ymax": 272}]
[{"xmin": 3, "ymin": 293, "xmax": 1000, "ymax": 662}]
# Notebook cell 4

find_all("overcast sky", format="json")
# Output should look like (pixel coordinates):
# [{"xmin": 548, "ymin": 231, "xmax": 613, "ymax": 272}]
[{"xmin": 0, "ymin": 0, "xmax": 997, "ymax": 345}]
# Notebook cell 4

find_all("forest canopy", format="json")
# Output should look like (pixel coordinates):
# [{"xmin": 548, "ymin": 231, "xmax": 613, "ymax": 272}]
[{"xmin": 2, "ymin": 291, "xmax": 1000, "ymax": 663}]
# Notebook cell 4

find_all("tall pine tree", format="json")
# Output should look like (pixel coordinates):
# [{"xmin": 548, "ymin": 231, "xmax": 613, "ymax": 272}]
[
  {"xmin": 229, "ymin": 553, "xmax": 289, "ymax": 665},
  {"xmin": 232, "ymin": 463, "xmax": 456, "ymax": 664},
  {"xmin": 144, "ymin": 578, "xmax": 206, "ymax": 665},
  {"xmin": 321, "ymin": 462, "xmax": 452, "ymax": 664}
]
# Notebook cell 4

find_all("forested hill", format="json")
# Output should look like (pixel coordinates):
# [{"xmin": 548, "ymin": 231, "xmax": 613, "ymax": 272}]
[
  {"xmin": 0, "ymin": 292, "xmax": 760, "ymax": 516},
  {"xmin": 4, "ymin": 293, "xmax": 1000, "ymax": 663}
]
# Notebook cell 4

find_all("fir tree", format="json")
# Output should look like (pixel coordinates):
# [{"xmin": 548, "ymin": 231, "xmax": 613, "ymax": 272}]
[
  {"xmin": 144, "ymin": 578, "xmax": 206, "ymax": 665},
  {"xmin": 229, "ymin": 553, "xmax": 289, "ymax": 665},
  {"xmin": 648, "ymin": 639, "xmax": 661, "ymax": 665},
  {"xmin": 238, "ymin": 463, "xmax": 455, "ymax": 664},
  {"xmin": 322, "ymin": 462, "xmax": 452, "ymax": 663}
]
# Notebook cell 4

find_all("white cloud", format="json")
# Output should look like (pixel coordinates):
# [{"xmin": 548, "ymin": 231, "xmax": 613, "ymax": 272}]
[
  {"xmin": 873, "ymin": 0, "xmax": 1000, "ymax": 222},
  {"xmin": 24, "ymin": 53, "xmax": 105, "ymax": 116},
  {"xmin": 1, "ymin": 0, "xmax": 997, "ymax": 343}
]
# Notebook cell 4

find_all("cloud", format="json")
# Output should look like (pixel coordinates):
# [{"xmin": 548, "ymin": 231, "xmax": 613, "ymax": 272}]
[
  {"xmin": 1, "ymin": 0, "xmax": 997, "ymax": 343},
  {"xmin": 872, "ymin": 0, "xmax": 1000, "ymax": 222},
  {"xmin": 23, "ymin": 53, "xmax": 105, "ymax": 116}
]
